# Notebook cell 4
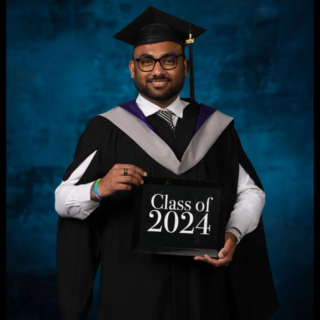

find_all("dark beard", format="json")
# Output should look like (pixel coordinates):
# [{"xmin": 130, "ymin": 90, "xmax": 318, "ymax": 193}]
[{"xmin": 133, "ymin": 74, "xmax": 185, "ymax": 102}]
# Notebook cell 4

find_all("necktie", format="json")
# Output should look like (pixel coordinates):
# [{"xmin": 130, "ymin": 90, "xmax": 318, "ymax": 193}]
[{"xmin": 157, "ymin": 110, "xmax": 176, "ymax": 131}]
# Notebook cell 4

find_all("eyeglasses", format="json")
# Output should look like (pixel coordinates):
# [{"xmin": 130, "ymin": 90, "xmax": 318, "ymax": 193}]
[{"xmin": 134, "ymin": 54, "xmax": 184, "ymax": 72}]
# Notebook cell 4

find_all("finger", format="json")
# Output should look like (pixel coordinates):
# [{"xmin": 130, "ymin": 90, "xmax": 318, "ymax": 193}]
[
  {"xmin": 194, "ymin": 255, "xmax": 219, "ymax": 266},
  {"xmin": 98, "ymin": 164, "xmax": 148, "ymax": 198},
  {"xmin": 117, "ymin": 175, "xmax": 143, "ymax": 186},
  {"xmin": 194, "ymin": 255, "xmax": 231, "ymax": 267},
  {"xmin": 216, "ymin": 248, "xmax": 234, "ymax": 266},
  {"xmin": 204, "ymin": 254, "xmax": 225, "ymax": 267},
  {"xmin": 122, "ymin": 168, "xmax": 146, "ymax": 181},
  {"xmin": 110, "ymin": 165, "xmax": 146, "ymax": 185},
  {"xmin": 218, "ymin": 249, "xmax": 228, "ymax": 259},
  {"xmin": 115, "ymin": 164, "xmax": 147, "ymax": 177},
  {"xmin": 130, "ymin": 165, "xmax": 148, "ymax": 177},
  {"xmin": 113, "ymin": 181, "xmax": 134, "ymax": 191}
]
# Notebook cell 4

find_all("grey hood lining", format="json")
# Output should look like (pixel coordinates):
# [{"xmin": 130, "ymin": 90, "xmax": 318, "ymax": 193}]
[{"xmin": 100, "ymin": 107, "xmax": 233, "ymax": 175}]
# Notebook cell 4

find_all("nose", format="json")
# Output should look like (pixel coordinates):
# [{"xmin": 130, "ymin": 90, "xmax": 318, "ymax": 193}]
[{"xmin": 152, "ymin": 60, "xmax": 165, "ymax": 74}]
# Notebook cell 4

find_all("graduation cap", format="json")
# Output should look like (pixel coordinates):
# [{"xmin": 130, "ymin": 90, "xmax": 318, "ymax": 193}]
[{"xmin": 113, "ymin": 6, "xmax": 206, "ymax": 101}]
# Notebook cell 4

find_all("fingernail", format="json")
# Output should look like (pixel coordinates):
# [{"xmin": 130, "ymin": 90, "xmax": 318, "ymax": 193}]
[{"xmin": 144, "ymin": 172, "xmax": 147, "ymax": 176}]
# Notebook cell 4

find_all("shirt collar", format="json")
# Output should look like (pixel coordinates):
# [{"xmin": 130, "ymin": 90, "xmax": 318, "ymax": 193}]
[{"xmin": 136, "ymin": 94, "xmax": 189, "ymax": 119}]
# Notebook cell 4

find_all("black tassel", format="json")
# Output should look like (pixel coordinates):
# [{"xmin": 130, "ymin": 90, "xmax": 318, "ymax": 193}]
[
  {"xmin": 189, "ymin": 42, "xmax": 195, "ymax": 101},
  {"xmin": 187, "ymin": 23, "xmax": 195, "ymax": 101}
]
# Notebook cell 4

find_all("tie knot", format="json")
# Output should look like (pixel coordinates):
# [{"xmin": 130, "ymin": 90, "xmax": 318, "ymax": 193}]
[
  {"xmin": 157, "ymin": 109, "xmax": 175, "ymax": 131},
  {"xmin": 157, "ymin": 109, "xmax": 174, "ymax": 116}
]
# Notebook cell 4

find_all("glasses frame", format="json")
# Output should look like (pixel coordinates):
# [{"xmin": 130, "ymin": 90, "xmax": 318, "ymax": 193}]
[{"xmin": 134, "ymin": 54, "xmax": 185, "ymax": 72}]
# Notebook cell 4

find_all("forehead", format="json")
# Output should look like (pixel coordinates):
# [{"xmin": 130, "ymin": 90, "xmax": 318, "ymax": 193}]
[{"xmin": 133, "ymin": 41, "xmax": 184, "ymax": 57}]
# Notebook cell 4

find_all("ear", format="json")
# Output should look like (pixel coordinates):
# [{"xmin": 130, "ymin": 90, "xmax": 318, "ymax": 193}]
[
  {"xmin": 129, "ymin": 60, "xmax": 135, "ymax": 78},
  {"xmin": 183, "ymin": 58, "xmax": 189, "ymax": 76}
]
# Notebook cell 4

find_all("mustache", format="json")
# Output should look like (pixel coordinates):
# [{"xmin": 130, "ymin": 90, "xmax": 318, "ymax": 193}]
[{"xmin": 147, "ymin": 75, "xmax": 171, "ymax": 81}]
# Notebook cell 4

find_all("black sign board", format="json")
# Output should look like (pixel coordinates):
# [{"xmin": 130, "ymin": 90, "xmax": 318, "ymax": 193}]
[{"xmin": 132, "ymin": 177, "xmax": 223, "ymax": 258}]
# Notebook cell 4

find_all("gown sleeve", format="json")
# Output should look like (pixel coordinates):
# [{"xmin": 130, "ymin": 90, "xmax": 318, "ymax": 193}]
[
  {"xmin": 226, "ymin": 126, "xmax": 279, "ymax": 319},
  {"xmin": 56, "ymin": 115, "xmax": 111, "ymax": 319},
  {"xmin": 63, "ymin": 115, "xmax": 111, "ymax": 181}
]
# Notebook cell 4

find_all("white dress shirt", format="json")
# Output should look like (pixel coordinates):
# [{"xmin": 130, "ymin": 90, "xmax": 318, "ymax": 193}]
[{"xmin": 55, "ymin": 94, "xmax": 265, "ymax": 241}]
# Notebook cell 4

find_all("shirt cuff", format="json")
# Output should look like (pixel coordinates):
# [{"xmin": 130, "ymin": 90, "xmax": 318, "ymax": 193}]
[
  {"xmin": 225, "ymin": 215, "xmax": 249, "ymax": 239},
  {"xmin": 67, "ymin": 183, "xmax": 100, "ymax": 220}
]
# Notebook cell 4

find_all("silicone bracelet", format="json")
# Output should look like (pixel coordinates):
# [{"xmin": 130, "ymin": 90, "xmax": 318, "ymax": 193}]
[{"xmin": 93, "ymin": 179, "xmax": 103, "ymax": 201}]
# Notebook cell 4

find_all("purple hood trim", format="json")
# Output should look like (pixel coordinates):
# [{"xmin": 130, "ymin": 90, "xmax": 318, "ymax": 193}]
[
  {"xmin": 196, "ymin": 103, "xmax": 217, "ymax": 133},
  {"xmin": 118, "ymin": 100, "xmax": 155, "ymax": 131},
  {"xmin": 118, "ymin": 100, "xmax": 217, "ymax": 135}
]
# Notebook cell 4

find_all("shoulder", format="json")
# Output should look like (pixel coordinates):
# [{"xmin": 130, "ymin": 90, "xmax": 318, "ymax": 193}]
[
  {"xmin": 82, "ymin": 111, "xmax": 123, "ymax": 137},
  {"xmin": 198, "ymin": 102, "xmax": 233, "ymax": 118},
  {"xmin": 62, "ymin": 112, "xmax": 119, "ymax": 180},
  {"xmin": 74, "ymin": 112, "xmax": 120, "ymax": 154},
  {"xmin": 86, "ymin": 112, "xmax": 113, "ymax": 129},
  {"xmin": 197, "ymin": 102, "xmax": 235, "ymax": 133}
]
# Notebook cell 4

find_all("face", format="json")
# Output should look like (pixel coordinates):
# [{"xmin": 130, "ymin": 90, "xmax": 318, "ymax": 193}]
[{"xmin": 129, "ymin": 41, "xmax": 189, "ymax": 108}]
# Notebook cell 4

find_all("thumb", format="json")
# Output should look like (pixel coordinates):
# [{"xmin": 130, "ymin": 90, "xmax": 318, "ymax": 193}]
[{"xmin": 218, "ymin": 248, "xmax": 229, "ymax": 259}]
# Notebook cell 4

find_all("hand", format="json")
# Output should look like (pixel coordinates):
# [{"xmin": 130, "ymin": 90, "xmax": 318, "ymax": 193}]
[
  {"xmin": 91, "ymin": 164, "xmax": 147, "ymax": 201},
  {"xmin": 194, "ymin": 232, "xmax": 237, "ymax": 267}
]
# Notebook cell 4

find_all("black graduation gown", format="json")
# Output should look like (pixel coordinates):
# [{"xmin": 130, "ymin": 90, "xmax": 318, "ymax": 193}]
[{"xmin": 56, "ymin": 100, "xmax": 278, "ymax": 320}]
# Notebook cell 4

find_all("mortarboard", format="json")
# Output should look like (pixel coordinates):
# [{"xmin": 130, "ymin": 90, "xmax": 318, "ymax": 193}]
[{"xmin": 113, "ymin": 6, "xmax": 206, "ymax": 101}]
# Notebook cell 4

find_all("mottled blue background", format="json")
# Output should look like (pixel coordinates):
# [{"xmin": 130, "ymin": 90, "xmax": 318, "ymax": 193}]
[{"xmin": 6, "ymin": 0, "xmax": 314, "ymax": 319}]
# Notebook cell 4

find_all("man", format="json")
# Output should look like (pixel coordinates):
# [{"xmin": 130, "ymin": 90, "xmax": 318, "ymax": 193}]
[{"xmin": 55, "ymin": 6, "xmax": 278, "ymax": 320}]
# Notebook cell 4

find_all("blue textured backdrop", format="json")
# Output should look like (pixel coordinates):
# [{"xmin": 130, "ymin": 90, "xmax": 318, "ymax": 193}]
[{"xmin": 6, "ymin": 0, "xmax": 314, "ymax": 319}]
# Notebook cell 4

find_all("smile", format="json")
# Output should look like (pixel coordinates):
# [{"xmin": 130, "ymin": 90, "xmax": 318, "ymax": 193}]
[{"xmin": 149, "ymin": 79, "xmax": 170, "ymax": 87}]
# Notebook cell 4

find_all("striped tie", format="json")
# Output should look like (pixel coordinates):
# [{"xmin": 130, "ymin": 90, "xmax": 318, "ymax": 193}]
[{"xmin": 157, "ymin": 110, "xmax": 176, "ymax": 131}]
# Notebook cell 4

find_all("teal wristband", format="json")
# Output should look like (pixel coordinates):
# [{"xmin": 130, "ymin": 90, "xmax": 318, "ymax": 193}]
[{"xmin": 93, "ymin": 179, "xmax": 103, "ymax": 201}]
